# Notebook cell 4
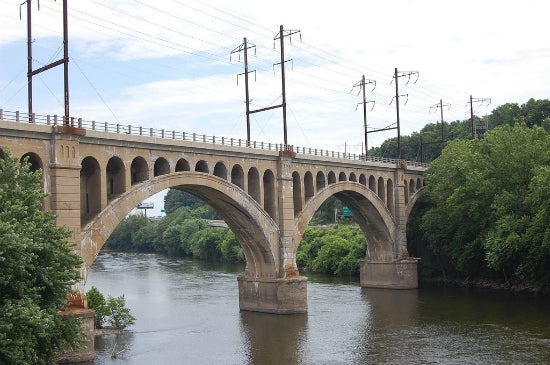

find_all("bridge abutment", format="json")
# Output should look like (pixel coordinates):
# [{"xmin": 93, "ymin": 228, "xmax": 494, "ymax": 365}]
[
  {"xmin": 238, "ymin": 276, "xmax": 308, "ymax": 314},
  {"xmin": 359, "ymin": 260, "xmax": 418, "ymax": 289}
]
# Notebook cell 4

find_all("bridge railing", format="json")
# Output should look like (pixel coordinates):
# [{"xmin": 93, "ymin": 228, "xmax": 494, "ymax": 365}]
[{"xmin": 0, "ymin": 109, "xmax": 429, "ymax": 168}]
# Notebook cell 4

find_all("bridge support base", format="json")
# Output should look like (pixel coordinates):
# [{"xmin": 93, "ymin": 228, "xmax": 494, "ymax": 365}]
[
  {"xmin": 238, "ymin": 276, "xmax": 308, "ymax": 314},
  {"xmin": 360, "ymin": 260, "xmax": 418, "ymax": 289},
  {"xmin": 57, "ymin": 307, "xmax": 95, "ymax": 363}
]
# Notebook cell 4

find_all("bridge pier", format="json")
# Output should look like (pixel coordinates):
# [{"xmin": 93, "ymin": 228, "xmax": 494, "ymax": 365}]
[
  {"xmin": 359, "ymin": 259, "xmax": 418, "ymax": 289},
  {"xmin": 238, "ymin": 276, "xmax": 308, "ymax": 314}
]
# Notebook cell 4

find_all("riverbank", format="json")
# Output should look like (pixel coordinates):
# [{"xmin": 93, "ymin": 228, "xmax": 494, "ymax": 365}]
[
  {"xmin": 420, "ymin": 276, "xmax": 550, "ymax": 296},
  {"xmin": 94, "ymin": 328, "xmax": 126, "ymax": 336}
]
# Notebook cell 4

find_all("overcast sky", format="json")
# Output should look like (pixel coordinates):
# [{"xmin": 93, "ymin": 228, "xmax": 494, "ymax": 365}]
[{"xmin": 1, "ymin": 0, "xmax": 549, "ymax": 155}]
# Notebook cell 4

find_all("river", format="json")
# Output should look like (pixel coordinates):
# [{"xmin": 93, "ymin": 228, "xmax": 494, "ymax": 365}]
[{"xmin": 85, "ymin": 252, "xmax": 550, "ymax": 364}]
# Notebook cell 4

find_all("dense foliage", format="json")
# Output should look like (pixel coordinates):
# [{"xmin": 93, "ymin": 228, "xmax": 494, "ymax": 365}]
[
  {"xmin": 105, "ymin": 203, "xmax": 245, "ymax": 263},
  {"xmin": 0, "ymin": 150, "xmax": 83, "ymax": 365},
  {"xmin": 86, "ymin": 287, "xmax": 135, "ymax": 330},
  {"xmin": 297, "ymin": 225, "xmax": 366, "ymax": 275},
  {"xmin": 412, "ymin": 124, "xmax": 550, "ymax": 289}
]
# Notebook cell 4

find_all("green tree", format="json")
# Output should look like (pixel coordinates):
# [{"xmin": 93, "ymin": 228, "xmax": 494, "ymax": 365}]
[
  {"xmin": 0, "ymin": 150, "xmax": 83, "ymax": 365},
  {"xmin": 164, "ymin": 189, "xmax": 219, "ymax": 219},
  {"xmin": 104, "ymin": 214, "xmax": 149, "ymax": 251},
  {"xmin": 105, "ymin": 295, "xmax": 135, "ymax": 329},
  {"xmin": 86, "ymin": 287, "xmax": 107, "ymax": 328},
  {"xmin": 420, "ymin": 125, "xmax": 550, "ymax": 286},
  {"xmin": 297, "ymin": 225, "xmax": 365, "ymax": 275}
]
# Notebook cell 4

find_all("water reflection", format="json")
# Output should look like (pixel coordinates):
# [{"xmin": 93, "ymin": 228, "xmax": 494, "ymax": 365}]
[
  {"xmin": 239, "ymin": 312, "xmax": 307, "ymax": 364},
  {"xmin": 86, "ymin": 253, "xmax": 550, "ymax": 365}
]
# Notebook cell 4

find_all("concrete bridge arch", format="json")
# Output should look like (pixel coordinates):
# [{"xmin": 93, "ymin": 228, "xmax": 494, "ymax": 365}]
[
  {"xmin": 80, "ymin": 172, "xmax": 280, "ymax": 283},
  {"xmin": 295, "ymin": 181, "xmax": 399, "ymax": 262}
]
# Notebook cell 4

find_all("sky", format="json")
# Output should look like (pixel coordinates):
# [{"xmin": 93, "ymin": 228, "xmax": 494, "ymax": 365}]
[{"xmin": 1, "ymin": 0, "xmax": 549, "ymax": 214}]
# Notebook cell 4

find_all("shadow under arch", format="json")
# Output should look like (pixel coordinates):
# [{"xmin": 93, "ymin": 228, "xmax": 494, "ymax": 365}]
[
  {"xmin": 295, "ymin": 181, "xmax": 398, "ymax": 261},
  {"xmin": 405, "ymin": 186, "xmax": 425, "ymax": 223},
  {"xmin": 80, "ymin": 171, "xmax": 280, "ymax": 283}
]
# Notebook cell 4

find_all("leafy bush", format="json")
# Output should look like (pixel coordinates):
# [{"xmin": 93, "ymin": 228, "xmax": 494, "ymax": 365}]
[
  {"xmin": 86, "ymin": 286, "xmax": 107, "ymax": 328},
  {"xmin": 86, "ymin": 287, "xmax": 135, "ymax": 329},
  {"xmin": 105, "ymin": 295, "xmax": 135, "ymax": 329}
]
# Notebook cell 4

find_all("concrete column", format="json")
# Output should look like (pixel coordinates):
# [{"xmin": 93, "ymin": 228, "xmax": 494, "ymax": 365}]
[
  {"xmin": 57, "ymin": 308, "xmax": 95, "ymax": 363},
  {"xmin": 237, "ymin": 150, "xmax": 308, "ymax": 314},
  {"xmin": 49, "ymin": 127, "xmax": 97, "ymax": 361},
  {"xmin": 49, "ymin": 128, "xmax": 84, "ymax": 247},
  {"xmin": 360, "ymin": 260, "xmax": 418, "ymax": 289},
  {"xmin": 393, "ymin": 165, "xmax": 409, "ymax": 258},
  {"xmin": 276, "ymin": 151, "xmax": 300, "ymax": 278},
  {"xmin": 238, "ymin": 276, "xmax": 307, "ymax": 314},
  {"xmin": 359, "ymin": 164, "xmax": 418, "ymax": 289}
]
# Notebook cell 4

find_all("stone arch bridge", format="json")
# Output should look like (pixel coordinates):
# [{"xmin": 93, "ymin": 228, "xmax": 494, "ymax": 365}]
[{"xmin": 0, "ymin": 110, "xmax": 426, "ymax": 314}]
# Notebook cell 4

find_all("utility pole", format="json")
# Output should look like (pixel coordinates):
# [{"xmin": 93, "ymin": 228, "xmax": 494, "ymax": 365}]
[
  {"xmin": 274, "ymin": 25, "xmax": 300, "ymax": 148},
  {"xmin": 231, "ymin": 37, "xmax": 256, "ymax": 146},
  {"xmin": 242, "ymin": 25, "xmax": 300, "ymax": 149},
  {"xmin": 391, "ymin": 68, "xmax": 418, "ymax": 160},
  {"xmin": 352, "ymin": 75, "xmax": 375, "ymax": 160},
  {"xmin": 421, "ymin": 99, "xmax": 451, "ymax": 162},
  {"xmin": 25, "ymin": 0, "xmax": 33, "ymax": 119},
  {"xmin": 467, "ymin": 95, "xmax": 491, "ymax": 139},
  {"xmin": 429, "ymin": 99, "xmax": 451, "ymax": 142},
  {"xmin": 23, "ymin": 0, "xmax": 70, "ymax": 125}
]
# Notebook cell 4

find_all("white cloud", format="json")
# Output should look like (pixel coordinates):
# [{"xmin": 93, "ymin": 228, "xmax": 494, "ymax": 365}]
[{"xmin": 2, "ymin": 0, "xmax": 549, "ymax": 154}]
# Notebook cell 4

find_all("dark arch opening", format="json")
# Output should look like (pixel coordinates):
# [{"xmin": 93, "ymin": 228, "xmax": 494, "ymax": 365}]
[
  {"xmin": 263, "ymin": 169, "xmax": 276, "ymax": 220},
  {"xmin": 386, "ymin": 178, "xmax": 394, "ymax": 215},
  {"xmin": 292, "ymin": 171, "xmax": 302, "ymax": 216},
  {"xmin": 107, "ymin": 156, "xmax": 125, "ymax": 200},
  {"xmin": 154, "ymin": 157, "xmax": 170, "ymax": 177},
  {"xmin": 368, "ymin": 175, "xmax": 376, "ymax": 191},
  {"xmin": 377, "ymin": 177, "xmax": 385, "ymax": 203},
  {"xmin": 81, "ymin": 156, "xmax": 101, "ymax": 224},
  {"xmin": 195, "ymin": 160, "xmax": 209, "ymax": 174},
  {"xmin": 175, "ymin": 158, "xmax": 190, "ymax": 172},
  {"xmin": 328, "ymin": 171, "xmax": 336, "ymax": 184},
  {"xmin": 131, "ymin": 156, "xmax": 149, "ymax": 185},
  {"xmin": 214, "ymin": 162, "xmax": 228, "ymax": 180},
  {"xmin": 248, "ymin": 167, "xmax": 260, "ymax": 203},
  {"xmin": 20, "ymin": 152, "xmax": 42, "ymax": 173},
  {"xmin": 231, "ymin": 164, "xmax": 244, "ymax": 190},
  {"xmin": 304, "ymin": 171, "xmax": 314, "ymax": 202},
  {"xmin": 316, "ymin": 171, "xmax": 326, "ymax": 191}
]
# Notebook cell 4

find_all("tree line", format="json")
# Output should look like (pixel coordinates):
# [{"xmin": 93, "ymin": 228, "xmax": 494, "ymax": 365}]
[
  {"xmin": 369, "ymin": 98, "xmax": 550, "ymax": 162},
  {"xmin": 408, "ymin": 123, "xmax": 550, "ymax": 290}
]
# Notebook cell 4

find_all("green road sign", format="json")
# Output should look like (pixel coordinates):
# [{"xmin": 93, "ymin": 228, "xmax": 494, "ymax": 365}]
[{"xmin": 342, "ymin": 206, "xmax": 352, "ymax": 216}]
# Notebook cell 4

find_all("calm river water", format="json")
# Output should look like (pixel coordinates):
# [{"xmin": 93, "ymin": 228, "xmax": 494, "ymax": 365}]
[{"xmin": 86, "ymin": 252, "xmax": 550, "ymax": 364}]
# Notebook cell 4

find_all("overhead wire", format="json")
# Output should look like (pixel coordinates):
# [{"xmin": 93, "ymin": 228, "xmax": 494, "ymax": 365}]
[{"xmin": 3, "ymin": 0, "xmax": 481, "ymax": 146}]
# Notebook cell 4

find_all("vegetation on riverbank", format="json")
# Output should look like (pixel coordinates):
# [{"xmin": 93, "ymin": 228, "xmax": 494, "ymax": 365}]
[
  {"xmin": 408, "ymin": 123, "xmax": 550, "ymax": 292},
  {"xmin": 0, "ymin": 150, "xmax": 83, "ymax": 364},
  {"xmin": 86, "ymin": 287, "xmax": 135, "ymax": 330}
]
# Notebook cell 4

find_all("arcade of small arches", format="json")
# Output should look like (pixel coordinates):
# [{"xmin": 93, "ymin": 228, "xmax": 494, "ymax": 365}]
[{"xmin": 76, "ymin": 154, "xmax": 425, "ymax": 227}]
